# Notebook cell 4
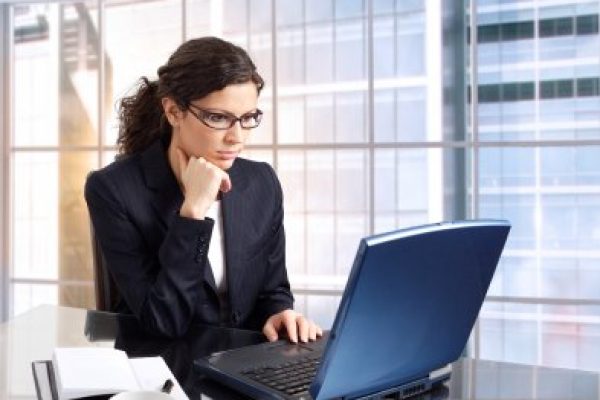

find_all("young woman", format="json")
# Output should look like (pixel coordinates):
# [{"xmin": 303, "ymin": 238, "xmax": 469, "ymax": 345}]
[{"xmin": 85, "ymin": 37, "xmax": 322, "ymax": 341}]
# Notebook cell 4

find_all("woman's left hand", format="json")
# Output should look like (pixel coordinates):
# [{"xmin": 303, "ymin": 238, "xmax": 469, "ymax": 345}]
[{"xmin": 263, "ymin": 309, "xmax": 323, "ymax": 343}]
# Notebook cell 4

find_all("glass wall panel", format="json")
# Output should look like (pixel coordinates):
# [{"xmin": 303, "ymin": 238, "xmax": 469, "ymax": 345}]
[
  {"xmin": 278, "ymin": 149, "xmax": 369, "ymax": 279},
  {"xmin": 185, "ymin": 0, "xmax": 211, "ymax": 38},
  {"xmin": 240, "ymin": 149, "xmax": 274, "ymax": 166},
  {"xmin": 248, "ymin": 28, "xmax": 274, "ymax": 145},
  {"xmin": 479, "ymin": 146, "xmax": 600, "ymax": 301},
  {"xmin": 12, "ymin": 283, "xmax": 58, "ymax": 317},
  {"xmin": 102, "ymin": 151, "xmax": 117, "ymax": 167},
  {"xmin": 10, "ymin": 2, "xmax": 101, "ymax": 317},
  {"xmin": 13, "ymin": 1, "xmax": 99, "ymax": 147},
  {"xmin": 395, "ymin": 11, "xmax": 425, "ymax": 76},
  {"xmin": 374, "ymin": 148, "xmax": 463, "ymax": 232},
  {"xmin": 276, "ymin": 28, "xmax": 304, "ymax": 87},
  {"xmin": 395, "ymin": 87, "xmax": 426, "ymax": 141},
  {"xmin": 474, "ymin": 0, "xmax": 600, "ymax": 371},
  {"xmin": 306, "ymin": 95, "xmax": 335, "ymax": 143},
  {"xmin": 277, "ymin": 96, "xmax": 305, "ymax": 144},
  {"xmin": 60, "ymin": 284, "xmax": 95, "ymax": 310},
  {"xmin": 13, "ymin": 152, "xmax": 59, "ymax": 280},
  {"xmin": 335, "ymin": 20, "xmax": 365, "ymax": 81},
  {"xmin": 477, "ymin": 1, "xmax": 600, "ymax": 142},
  {"xmin": 12, "ymin": 151, "xmax": 96, "ymax": 303},
  {"xmin": 372, "ymin": 3, "xmax": 450, "ymax": 143},
  {"xmin": 13, "ymin": 3, "xmax": 59, "ymax": 148},
  {"xmin": 335, "ymin": 92, "xmax": 366, "ymax": 143},
  {"xmin": 480, "ymin": 302, "xmax": 600, "ymax": 371},
  {"xmin": 479, "ymin": 302, "xmax": 539, "ymax": 366},
  {"xmin": 58, "ymin": 151, "xmax": 97, "ymax": 285},
  {"xmin": 306, "ymin": 24, "xmax": 333, "ymax": 84},
  {"xmin": 103, "ymin": 0, "xmax": 182, "ymax": 146},
  {"xmin": 306, "ymin": 0, "xmax": 332, "ymax": 23},
  {"xmin": 294, "ymin": 294, "xmax": 341, "ymax": 330},
  {"xmin": 59, "ymin": 2, "xmax": 101, "ymax": 147}
]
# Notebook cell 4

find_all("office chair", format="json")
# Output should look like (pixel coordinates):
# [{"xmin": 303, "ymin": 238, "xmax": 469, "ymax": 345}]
[{"xmin": 90, "ymin": 223, "xmax": 120, "ymax": 312}]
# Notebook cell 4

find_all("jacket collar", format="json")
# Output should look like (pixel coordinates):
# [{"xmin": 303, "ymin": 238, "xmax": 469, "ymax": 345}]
[{"xmin": 140, "ymin": 137, "xmax": 178, "ymax": 191}]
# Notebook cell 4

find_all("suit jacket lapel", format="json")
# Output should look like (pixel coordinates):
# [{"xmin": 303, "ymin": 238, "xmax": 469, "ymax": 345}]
[
  {"xmin": 221, "ymin": 159, "xmax": 250, "ymax": 312},
  {"xmin": 140, "ymin": 139, "xmax": 183, "ymax": 230},
  {"xmin": 140, "ymin": 139, "xmax": 217, "ymax": 293}
]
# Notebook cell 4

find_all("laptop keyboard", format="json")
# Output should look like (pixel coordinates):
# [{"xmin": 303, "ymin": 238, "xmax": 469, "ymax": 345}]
[{"xmin": 241, "ymin": 354, "xmax": 321, "ymax": 397}]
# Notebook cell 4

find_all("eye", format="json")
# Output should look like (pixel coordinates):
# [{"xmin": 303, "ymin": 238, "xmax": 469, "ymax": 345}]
[
  {"xmin": 240, "ymin": 114, "xmax": 256, "ymax": 124},
  {"xmin": 206, "ymin": 113, "xmax": 229, "ymax": 123}
]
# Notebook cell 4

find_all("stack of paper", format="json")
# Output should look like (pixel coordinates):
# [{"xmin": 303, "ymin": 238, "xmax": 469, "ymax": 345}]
[{"xmin": 51, "ymin": 348, "xmax": 188, "ymax": 400}]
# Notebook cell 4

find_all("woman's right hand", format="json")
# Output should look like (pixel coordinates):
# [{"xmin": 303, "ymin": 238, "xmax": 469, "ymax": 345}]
[{"xmin": 176, "ymin": 147, "xmax": 232, "ymax": 220}]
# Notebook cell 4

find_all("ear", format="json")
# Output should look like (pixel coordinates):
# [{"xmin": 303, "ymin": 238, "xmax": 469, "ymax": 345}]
[{"xmin": 161, "ymin": 97, "xmax": 183, "ymax": 127}]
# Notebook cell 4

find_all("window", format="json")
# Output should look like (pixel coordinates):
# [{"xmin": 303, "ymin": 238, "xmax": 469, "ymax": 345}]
[
  {"xmin": 3, "ymin": 0, "xmax": 599, "ymax": 375},
  {"xmin": 576, "ymin": 77, "xmax": 600, "ymax": 97},
  {"xmin": 473, "ymin": 0, "xmax": 600, "ymax": 371},
  {"xmin": 475, "ymin": 14, "xmax": 599, "ymax": 41},
  {"xmin": 576, "ymin": 14, "xmax": 599, "ymax": 35},
  {"xmin": 3, "ymin": 1, "xmax": 463, "ymax": 332}
]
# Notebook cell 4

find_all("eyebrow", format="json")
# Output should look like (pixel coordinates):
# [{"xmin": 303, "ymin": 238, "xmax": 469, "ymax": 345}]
[{"xmin": 190, "ymin": 106, "xmax": 259, "ymax": 116}]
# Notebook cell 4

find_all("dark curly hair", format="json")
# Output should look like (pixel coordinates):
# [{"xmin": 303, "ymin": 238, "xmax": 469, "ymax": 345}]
[{"xmin": 116, "ymin": 37, "xmax": 264, "ymax": 156}]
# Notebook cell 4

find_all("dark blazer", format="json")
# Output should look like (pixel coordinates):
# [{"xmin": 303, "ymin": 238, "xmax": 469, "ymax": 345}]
[{"xmin": 84, "ymin": 137, "xmax": 294, "ymax": 338}]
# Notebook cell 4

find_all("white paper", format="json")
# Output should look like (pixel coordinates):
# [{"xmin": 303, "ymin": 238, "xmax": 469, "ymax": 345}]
[
  {"xmin": 52, "ymin": 348, "xmax": 188, "ymax": 400},
  {"xmin": 53, "ymin": 348, "xmax": 139, "ymax": 400}
]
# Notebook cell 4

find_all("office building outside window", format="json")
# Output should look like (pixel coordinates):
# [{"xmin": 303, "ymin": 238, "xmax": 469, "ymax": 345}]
[{"xmin": 472, "ymin": 0, "xmax": 600, "ymax": 371}]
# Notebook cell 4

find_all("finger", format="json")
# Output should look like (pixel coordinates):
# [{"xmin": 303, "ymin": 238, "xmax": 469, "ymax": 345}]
[
  {"xmin": 316, "ymin": 325, "xmax": 323, "ymax": 337},
  {"xmin": 308, "ymin": 322, "xmax": 318, "ymax": 341},
  {"xmin": 284, "ymin": 312, "xmax": 298, "ymax": 343},
  {"xmin": 262, "ymin": 319, "xmax": 279, "ymax": 342},
  {"xmin": 297, "ymin": 316, "xmax": 309, "ymax": 343},
  {"xmin": 220, "ymin": 172, "xmax": 232, "ymax": 193}
]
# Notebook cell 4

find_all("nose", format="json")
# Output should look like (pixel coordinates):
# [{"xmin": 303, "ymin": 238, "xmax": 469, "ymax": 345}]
[{"xmin": 224, "ymin": 121, "xmax": 244, "ymax": 143}]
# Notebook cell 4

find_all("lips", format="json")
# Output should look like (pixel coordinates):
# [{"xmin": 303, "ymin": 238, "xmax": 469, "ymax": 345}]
[{"xmin": 217, "ymin": 151, "xmax": 238, "ymax": 161}]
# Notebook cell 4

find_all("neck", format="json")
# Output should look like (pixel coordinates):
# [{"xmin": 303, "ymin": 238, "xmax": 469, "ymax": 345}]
[{"xmin": 167, "ymin": 137, "xmax": 184, "ymax": 190}]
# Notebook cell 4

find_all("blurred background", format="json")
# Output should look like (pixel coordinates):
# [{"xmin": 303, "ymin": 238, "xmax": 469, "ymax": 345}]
[{"xmin": 1, "ymin": 0, "xmax": 599, "ymax": 372}]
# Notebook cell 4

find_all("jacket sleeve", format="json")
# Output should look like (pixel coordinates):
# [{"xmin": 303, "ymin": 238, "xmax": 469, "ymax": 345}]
[
  {"xmin": 246, "ymin": 164, "xmax": 294, "ymax": 330},
  {"xmin": 85, "ymin": 170, "xmax": 213, "ymax": 338}
]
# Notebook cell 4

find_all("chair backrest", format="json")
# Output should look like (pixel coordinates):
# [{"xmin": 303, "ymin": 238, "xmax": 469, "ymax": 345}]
[{"xmin": 90, "ymin": 223, "xmax": 120, "ymax": 312}]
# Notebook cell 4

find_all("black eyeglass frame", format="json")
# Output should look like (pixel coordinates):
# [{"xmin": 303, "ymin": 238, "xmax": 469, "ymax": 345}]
[{"xmin": 187, "ymin": 104, "xmax": 263, "ymax": 130}]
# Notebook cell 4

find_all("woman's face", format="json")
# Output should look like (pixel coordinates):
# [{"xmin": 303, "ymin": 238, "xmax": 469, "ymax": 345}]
[{"xmin": 166, "ymin": 82, "xmax": 259, "ymax": 171}]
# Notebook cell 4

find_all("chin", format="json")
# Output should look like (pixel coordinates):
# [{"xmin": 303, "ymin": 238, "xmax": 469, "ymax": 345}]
[{"xmin": 215, "ymin": 159, "xmax": 236, "ymax": 170}]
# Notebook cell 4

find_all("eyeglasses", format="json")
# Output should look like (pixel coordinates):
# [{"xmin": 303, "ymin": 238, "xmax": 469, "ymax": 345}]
[{"xmin": 187, "ymin": 104, "xmax": 263, "ymax": 130}]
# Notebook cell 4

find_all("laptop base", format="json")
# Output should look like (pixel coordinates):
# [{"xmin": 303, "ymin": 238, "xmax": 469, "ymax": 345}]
[
  {"xmin": 196, "ymin": 345, "xmax": 451, "ymax": 400},
  {"xmin": 349, "ymin": 365, "xmax": 451, "ymax": 400}
]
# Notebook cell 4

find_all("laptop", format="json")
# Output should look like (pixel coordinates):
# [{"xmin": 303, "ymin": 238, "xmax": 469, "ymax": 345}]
[{"xmin": 195, "ymin": 219, "xmax": 510, "ymax": 400}]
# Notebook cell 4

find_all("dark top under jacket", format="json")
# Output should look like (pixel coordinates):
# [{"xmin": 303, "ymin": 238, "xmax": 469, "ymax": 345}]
[{"xmin": 84, "ymin": 137, "xmax": 294, "ymax": 338}]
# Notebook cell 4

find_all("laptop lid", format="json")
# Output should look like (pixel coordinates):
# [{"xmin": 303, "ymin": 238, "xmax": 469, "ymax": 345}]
[{"xmin": 310, "ymin": 219, "xmax": 510, "ymax": 399}]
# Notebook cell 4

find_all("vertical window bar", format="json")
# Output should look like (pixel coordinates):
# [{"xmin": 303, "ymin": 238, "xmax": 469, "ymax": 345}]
[
  {"xmin": 181, "ymin": 0, "xmax": 186, "ymax": 42},
  {"xmin": 367, "ymin": 0, "xmax": 374, "ymax": 236},
  {"xmin": 270, "ymin": 0, "xmax": 278, "ymax": 171},
  {"xmin": 98, "ymin": 0, "xmax": 104, "ymax": 168},
  {"xmin": 0, "ymin": 3, "xmax": 12, "ymax": 322},
  {"xmin": 468, "ymin": 0, "xmax": 480, "ymax": 361}
]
